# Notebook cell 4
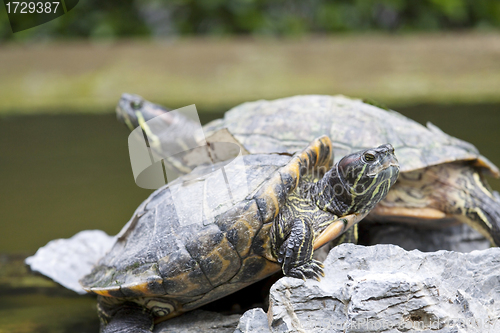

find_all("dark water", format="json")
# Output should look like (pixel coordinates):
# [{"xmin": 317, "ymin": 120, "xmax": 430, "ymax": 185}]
[{"xmin": 0, "ymin": 104, "xmax": 499, "ymax": 332}]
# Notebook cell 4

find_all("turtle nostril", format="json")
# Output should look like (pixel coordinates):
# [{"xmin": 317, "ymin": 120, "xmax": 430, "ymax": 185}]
[{"xmin": 383, "ymin": 143, "xmax": 395, "ymax": 154}]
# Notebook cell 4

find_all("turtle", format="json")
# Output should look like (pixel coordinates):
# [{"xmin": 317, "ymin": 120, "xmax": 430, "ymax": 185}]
[
  {"xmin": 80, "ymin": 136, "xmax": 399, "ymax": 332},
  {"xmin": 116, "ymin": 94, "xmax": 500, "ymax": 247}
]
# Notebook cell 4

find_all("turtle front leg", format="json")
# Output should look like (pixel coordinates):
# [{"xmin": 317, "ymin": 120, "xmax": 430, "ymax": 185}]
[
  {"xmin": 99, "ymin": 300, "xmax": 154, "ymax": 333},
  {"xmin": 276, "ymin": 218, "xmax": 324, "ymax": 280}
]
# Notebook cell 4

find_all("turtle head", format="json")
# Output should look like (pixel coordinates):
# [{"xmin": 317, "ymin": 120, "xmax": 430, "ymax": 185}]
[
  {"xmin": 335, "ymin": 144, "xmax": 400, "ymax": 214},
  {"xmin": 116, "ymin": 93, "xmax": 169, "ymax": 131}
]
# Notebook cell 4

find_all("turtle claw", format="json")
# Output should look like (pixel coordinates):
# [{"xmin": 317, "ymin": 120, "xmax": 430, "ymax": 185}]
[
  {"xmin": 277, "ymin": 218, "xmax": 324, "ymax": 280},
  {"xmin": 287, "ymin": 259, "xmax": 325, "ymax": 281}
]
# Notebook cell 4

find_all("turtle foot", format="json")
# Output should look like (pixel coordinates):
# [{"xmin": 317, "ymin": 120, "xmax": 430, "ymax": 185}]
[{"xmin": 287, "ymin": 259, "xmax": 325, "ymax": 281}]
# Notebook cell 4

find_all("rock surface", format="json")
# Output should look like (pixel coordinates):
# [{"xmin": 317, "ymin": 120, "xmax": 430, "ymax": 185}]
[
  {"xmin": 24, "ymin": 231, "xmax": 498, "ymax": 333},
  {"xmin": 154, "ymin": 310, "xmax": 240, "ymax": 333},
  {"xmin": 234, "ymin": 308, "xmax": 271, "ymax": 333},
  {"xmin": 257, "ymin": 244, "xmax": 500, "ymax": 333},
  {"xmin": 25, "ymin": 230, "xmax": 115, "ymax": 294}
]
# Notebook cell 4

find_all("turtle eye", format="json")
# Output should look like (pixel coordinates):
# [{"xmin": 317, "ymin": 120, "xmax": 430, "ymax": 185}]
[
  {"xmin": 130, "ymin": 100, "xmax": 143, "ymax": 110},
  {"xmin": 363, "ymin": 153, "xmax": 375, "ymax": 162}
]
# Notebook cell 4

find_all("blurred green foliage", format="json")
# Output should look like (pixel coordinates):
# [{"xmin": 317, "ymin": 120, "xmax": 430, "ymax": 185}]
[{"xmin": 2, "ymin": 0, "xmax": 500, "ymax": 39}]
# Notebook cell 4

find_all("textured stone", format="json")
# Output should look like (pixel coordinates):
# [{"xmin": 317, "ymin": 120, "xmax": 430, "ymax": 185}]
[
  {"xmin": 154, "ymin": 310, "xmax": 240, "ymax": 333},
  {"xmin": 266, "ymin": 243, "xmax": 500, "ymax": 333},
  {"xmin": 25, "ymin": 230, "xmax": 115, "ymax": 294},
  {"xmin": 234, "ymin": 308, "xmax": 271, "ymax": 333}
]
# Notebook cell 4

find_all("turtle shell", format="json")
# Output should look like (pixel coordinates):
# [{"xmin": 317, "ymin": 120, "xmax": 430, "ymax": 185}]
[
  {"xmin": 204, "ymin": 95, "xmax": 498, "ymax": 176},
  {"xmin": 80, "ymin": 137, "xmax": 332, "ymax": 311}
]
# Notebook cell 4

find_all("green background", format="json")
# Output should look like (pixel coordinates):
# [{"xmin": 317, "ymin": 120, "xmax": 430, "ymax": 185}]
[{"xmin": 2, "ymin": 0, "xmax": 500, "ymax": 40}]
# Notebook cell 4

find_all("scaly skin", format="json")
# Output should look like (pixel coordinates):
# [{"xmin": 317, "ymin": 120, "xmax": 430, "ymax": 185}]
[{"xmin": 271, "ymin": 143, "xmax": 399, "ymax": 279}]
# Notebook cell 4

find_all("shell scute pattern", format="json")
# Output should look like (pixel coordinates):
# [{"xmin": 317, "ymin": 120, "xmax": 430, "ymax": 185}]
[
  {"xmin": 250, "ymin": 223, "xmax": 275, "ymax": 262},
  {"xmin": 82, "ymin": 136, "xmax": 340, "ymax": 318},
  {"xmin": 205, "ymin": 95, "xmax": 496, "ymax": 174},
  {"xmin": 215, "ymin": 200, "xmax": 263, "ymax": 258},
  {"xmin": 120, "ymin": 278, "xmax": 163, "ymax": 298},
  {"xmin": 158, "ymin": 250, "xmax": 212, "ymax": 297},
  {"xmin": 81, "ymin": 153, "xmax": 293, "ymax": 297},
  {"xmin": 193, "ymin": 235, "xmax": 241, "ymax": 286},
  {"xmin": 253, "ymin": 174, "xmax": 286, "ymax": 224},
  {"xmin": 118, "ymin": 264, "xmax": 163, "ymax": 297},
  {"xmin": 229, "ymin": 255, "xmax": 280, "ymax": 285}
]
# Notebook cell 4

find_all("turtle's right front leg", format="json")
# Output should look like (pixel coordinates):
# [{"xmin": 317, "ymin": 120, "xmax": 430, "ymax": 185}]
[
  {"xmin": 274, "ymin": 218, "xmax": 325, "ymax": 280},
  {"xmin": 99, "ymin": 299, "xmax": 154, "ymax": 333}
]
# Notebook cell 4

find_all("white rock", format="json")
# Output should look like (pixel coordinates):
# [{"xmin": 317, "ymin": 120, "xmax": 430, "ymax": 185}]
[
  {"xmin": 25, "ymin": 229, "xmax": 115, "ymax": 294},
  {"xmin": 263, "ymin": 244, "xmax": 500, "ymax": 333},
  {"xmin": 234, "ymin": 308, "xmax": 271, "ymax": 333}
]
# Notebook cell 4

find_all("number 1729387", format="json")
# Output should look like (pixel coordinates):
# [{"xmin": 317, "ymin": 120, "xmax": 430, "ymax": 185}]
[{"xmin": 5, "ymin": 1, "xmax": 61, "ymax": 14}]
